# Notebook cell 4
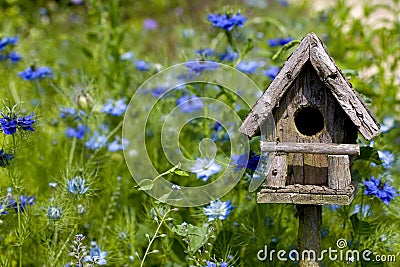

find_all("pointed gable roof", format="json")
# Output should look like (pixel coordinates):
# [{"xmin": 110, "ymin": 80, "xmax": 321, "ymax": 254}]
[{"xmin": 239, "ymin": 32, "xmax": 380, "ymax": 140}]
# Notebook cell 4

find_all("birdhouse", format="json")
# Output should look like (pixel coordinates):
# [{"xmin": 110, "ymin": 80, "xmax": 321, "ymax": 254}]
[{"xmin": 239, "ymin": 33, "xmax": 380, "ymax": 205}]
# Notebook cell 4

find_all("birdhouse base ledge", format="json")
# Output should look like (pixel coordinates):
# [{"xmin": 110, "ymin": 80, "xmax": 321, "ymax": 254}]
[{"xmin": 257, "ymin": 181, "xmax": 357, "ymax": 205}]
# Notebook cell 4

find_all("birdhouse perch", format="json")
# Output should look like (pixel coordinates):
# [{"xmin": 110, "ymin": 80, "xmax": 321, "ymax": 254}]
[{"xmin": 239, "ymin": 32, "xmax": 380, "ymax": 205}]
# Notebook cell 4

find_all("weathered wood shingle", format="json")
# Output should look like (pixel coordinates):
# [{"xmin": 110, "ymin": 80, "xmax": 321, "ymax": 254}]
[{"xmin": 239, "ymin": 32, "xmax": 380, "ymax": 140}]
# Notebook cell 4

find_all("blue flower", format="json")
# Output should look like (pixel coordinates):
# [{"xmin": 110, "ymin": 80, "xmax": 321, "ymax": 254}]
[
  {"xmin": 268, "ymin": 37, "xmax": 294, "ymax": 47},
  {"xmin": 83, "ymin": 241, "xmax": 108, "ymax": 265},
  {"xmin": 263, "ymin": 66, "xmax": 280, "ymax": 80},
  {"xmin": 101, "ymin": 98, "xmax": 127, "ymax": 116},
  {"xmin": 135, "ymin": 60, "xmax": 150, "ymax": 71},
  {"xmin": 18, "ymin": 66, "xmax": 53, "ymax": 80},
  {"xmin": 363, "ymin": 177, "xmax": 398, "ymax": 205},
  {"xmin": 59, "ymin": 107, "xmax": 85, "ymax": 119},
  {"xmin": 207, "ymin": 12, "xmax": 247, "ymax": 31},
  {"xmin": 220, "ymin": 50, "xmax": 238, "ymax": 62},
  {"xmin": 8, "ymin": 195, "xmax": 35, "ymax": 213},
  {"xmin": 107, "ymin": 137, "xmax": 128, "ymax": 152},
  {"xmin": 0, "ymin": 149, "xmax": 14, "ymax": 167},
  {"xmin": 0, "ymin": 36, "xmax": 18, "ymax": 51},
  {"xmin": 196, "ymin": 48, "xmax": 215, "ymax": 57},
  {"xmin": 236, "ymin": 61, "xmax": 259, "ymax": 74},
  {"xmin": 65, "ymin": 124, "xmax": 86, "ymax": 139},
  {"xmin": 143, "ymin": 18, "xmax": 158, "ymax": 30},
  {"xmin": 0, "ymin": 52, "xmax": 22, "ymax": 63},
  {"xmin": 85, "ymin": 131, "xmax": 107, "ymax": 150},
  {"xmin": 151, "ymin": 87, "xmax": 168, "ymax": 98},
  {"xmin": 380, "ymin": 116, "xmax": 395, "ymax": 133},
  {"xmin": 378, "ymin": 150, "xmax": 395, "ymax": 169},
  {"xmin": 204, "ymin": 199, "xmax": 234, "ymax": 222},
  {"xmin": 184, "ymin": 61, "xmax": 219, "ymax": 75},
  {"xmin": 191, "ymin": 158, "xmax": 222, "ymax": 182},
  {"xmin": 17, "ymin": 113, "xmax": 35, "ymax": 131},
  {"xmin": 177, "ymin": 95, "xmax": 203, "ymax": 113},
  {"xmin": 231, "ymin": 151, "xmax": 260, "ymax": 172},
  {"xmin": 68, "ymin": 176, "xmax": 89, "ymax": 195},
  {"xmin": 120, "ymin": 51, "xmax": 134, "ymax": 61},
  {"xmin": 0, "ymin": 114, "xmax": 17, "ymax": 135},
  {"xmin": 205, "ymin": 262, "xmax": 216, "ymax": 267},
  {"xmin": 47, "ymin": 206, "xmax": 62, "ymax": 220}
]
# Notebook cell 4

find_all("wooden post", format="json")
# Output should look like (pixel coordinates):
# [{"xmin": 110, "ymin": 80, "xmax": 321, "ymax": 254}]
[{"xmin": 297, "ymin": 204, "xmax": 321, "ymax": 267}]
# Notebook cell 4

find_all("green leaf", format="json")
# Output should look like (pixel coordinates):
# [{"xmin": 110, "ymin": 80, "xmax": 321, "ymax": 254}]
[
  {"xmin": 174, "ymin": 170, "xmax": 189, "ymax": 176},
  {"xmin": 350, "ymin": 214, "xmax": 371, "ymax": 235},
  {"xmin": 357, "ymin": 147, "xmax": 382, "ymax": 165},
  {"xmin": 137, "ymin": 179, "xmax": 154, "ymax": 191},
  {"xmin": 172, "ymin": 223, "xmax": 209, "ymax": 254}
]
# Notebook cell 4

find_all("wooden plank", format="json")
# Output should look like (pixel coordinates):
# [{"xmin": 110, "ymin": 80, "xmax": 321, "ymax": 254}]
[
  {"xmin": 257, "ymin": 190, "xmax": 356, "ymax": 205},
  {"xmin": 328, "ymin": 155, "xmax": 351, "ymax": 189},
  {"xmin": 261, "ymin": 142, "xmax": 360, "ymax": 155},
  {"xmin": 308, "ymin": 34, "xmax": 380, "ymax": 140},
  {"xmin": 261, "ymin": 181, "xmax": 357, "ymax": 194},
  {"xmin": 239, "ymin": 33, "xmax": 310, "ymax": 137},
  {"xmin": 265, "ymin": 152, "xmax": 287, "ymax": 188}
]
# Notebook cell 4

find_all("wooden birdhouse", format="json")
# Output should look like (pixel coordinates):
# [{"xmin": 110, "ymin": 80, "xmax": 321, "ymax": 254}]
[{"xmin": 239, "ymin": 33, "xmax": 380, "ymax": 205}]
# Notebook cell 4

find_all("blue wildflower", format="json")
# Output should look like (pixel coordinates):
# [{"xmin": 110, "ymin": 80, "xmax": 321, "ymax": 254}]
[
  {"xmin": 191, "ymin": 158, "xmax": 222, "ymax": 182},
  {"xmin": 83, "ymin": 241, "xmax": 108, "ymax": 265},
  {"xmin": 207, "ymin": 12, "xmax": 247, "ymax": 31},
  {"xmin": 263, "ymin": 66, "xmax": 280, "ymax": 80},
  {"xmin": 18, "ymin": 66, "xmax": 53, "ymax": 80},
  {"xmin": 101, "ymin": 98, "xmax": 127, "ymax": 116},
  {"xmin": 353, "ymin": 204, "xmax": 371, "ymax": 217},
  {"xmin": 143, "ymin": 18, "xmax": 158, "ymax": 30},
  {"xmin": 151, "ymin": 87, "xmax": 168, "ymax": 98},
  {"xmin": 47, "ymin": 206, "xmax": 62, "ymax": 220},
  {"xmin": 185, "ymin": 61, "xmax": 219, "ymax": 75},
  {"xmin": 107, "ymin": 137, "xmax": 128, "ymax": 152},
  {"xmin": 363, "ymin": 177, "xmax": 398, "ymax": 205},
  {"xmin": 196, "ymin": 48, "xmax": 215, "ymax": 57},
  {"xmin": 0, "ymin": 51, "xmax": 22, "ymax": 63},
  {"xmin": 220, "ymin": 50, "xmax": 238, "ymax": 62},
  {"xmin": 211, "ymin": 121, "xmax": 228, "ymax": 142},
  {"xmin": 205, "ymin": 262, "xmax": 216, "ymax": 267},
  {"xmin": 204, "ymin": 199, "xmax": 234, "ymax": 222},
  {"xmin": 380, "ymin": 116, "xmax": 395, "ymax": 133},
  {"xmin": 17, "ymin": 112, "xmax": 35, "ymax": 131},
  {"xmin": 268, "ymin": 37, "xmax": 294, "ymax": 47},
  {"xmin": 236, "ymin": 61, "xmax": 259, "ymax": 74},
  {"xmin": 135, "ymin": 60, "xmax": 150, "ymax": 71},
  {"xmin": 59, "ymin": 107, "xmax": 85, "ymax": 119},
  {"xmin": 85, "ymin": 131, "xmax": 107, "ymax": 150},
  {"xmin": 231, "ymin": 151, "xmax": 260, "ymax": 172},
  {"xmin": 0, "ymin": 36, "xmax": 18, "ymax": 51},
  {"xmin": 65, "ymin": 124, "xmax": 86, "ymax": 139},
  {"xmin": 0, "ymin": 114, "xmax": 17, "ymax": 135},
  {"xmin": 177, "ymin": 95, "xmax": 203, "ymax": 113},
  {"xmin": 120, "ymin": 51, "xmax": 134, "ymax": 61},
  {"xmin": 378, "ymin": 150, "xmax": 395, "ymax": 169},
  {"xmin": 68, "ymin": 176, "xmax": 89, "ymax": 195},
  {"xmin": 8, "ymin": 195, "xmax": 35, "ymax": 213},
  {"xmin": 8, "ymin": 52, "xmax": 22, "ymax": 63}
]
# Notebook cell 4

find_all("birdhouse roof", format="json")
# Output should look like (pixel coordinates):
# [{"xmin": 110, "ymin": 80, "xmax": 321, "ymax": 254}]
[{"xmin": 239, "ymin": 32, "xmax": 380, "ymax": 140}]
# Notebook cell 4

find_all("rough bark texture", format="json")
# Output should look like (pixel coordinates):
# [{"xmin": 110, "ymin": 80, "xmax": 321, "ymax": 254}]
[
  {"xmin": 328, "ymin": 155, "xmax": 351, "ymax": 189},
  {"xmin": 297, "ymin": 205, "xmax": 321, "ymax": 267},
  {"xmin": 257, "ymin": 181, "xmax": 357, "ymax": 205},
  {"xmin": 261, "ymin": 142, "xmax": 360, "ymax": 155},
  {"xmin": 265, "ymin": 152, "xmax": 287, "ymax": 188}
]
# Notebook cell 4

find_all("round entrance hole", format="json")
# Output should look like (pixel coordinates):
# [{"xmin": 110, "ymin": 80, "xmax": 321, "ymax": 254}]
[{"xmin": 294, "ymin": 106, "xmax": 324, "ymax": 136}]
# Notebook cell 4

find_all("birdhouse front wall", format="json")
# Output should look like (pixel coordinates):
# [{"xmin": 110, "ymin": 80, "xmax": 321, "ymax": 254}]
[{"xmin": 272, "ymin": 63, "xmax": 358, "ymax": 186}]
